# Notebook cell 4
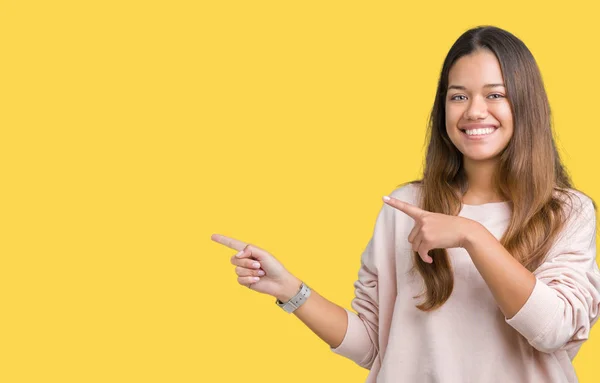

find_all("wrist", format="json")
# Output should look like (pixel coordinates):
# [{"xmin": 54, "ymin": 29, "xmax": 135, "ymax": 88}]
[
  {"xmin": 462, "ymin": 220, "xmax": 485, "ymax": 251},
  {"xmin": 275, "ymin": 275, "xmax": 302, "ymax": 302}
]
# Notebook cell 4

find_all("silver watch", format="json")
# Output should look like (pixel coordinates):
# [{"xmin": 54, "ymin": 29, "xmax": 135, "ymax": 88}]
[{"xmin": 275, "ymin": 282, "xmax": 311, "ymax": 313}]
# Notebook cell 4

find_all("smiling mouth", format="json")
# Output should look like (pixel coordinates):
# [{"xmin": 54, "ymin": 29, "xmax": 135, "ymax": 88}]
[{"xmin": 460, "ymin": 127, "xmax": 498, "ymax": 137}]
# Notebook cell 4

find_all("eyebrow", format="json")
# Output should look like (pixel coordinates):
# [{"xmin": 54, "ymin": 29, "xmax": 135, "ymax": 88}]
[{"xmin": 448, "ymin": 83, "xmax": 505, "ymax": 90}]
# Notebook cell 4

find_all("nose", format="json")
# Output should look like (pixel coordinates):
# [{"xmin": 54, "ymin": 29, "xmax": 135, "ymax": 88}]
[{"xmin": 464, "ymin": 95, "xmax": 488, "ymax": 120}]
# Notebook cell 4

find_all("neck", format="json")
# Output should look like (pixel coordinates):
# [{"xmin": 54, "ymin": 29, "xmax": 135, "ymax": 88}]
[{"xmin": 462, "ymin": 157, "xmax": 505, "ymax": 204}]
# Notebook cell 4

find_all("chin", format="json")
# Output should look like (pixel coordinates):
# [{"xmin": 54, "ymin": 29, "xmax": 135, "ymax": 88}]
[{"xmin": 462, "ymin": 152, "xmax": 503, "ymax": 162}]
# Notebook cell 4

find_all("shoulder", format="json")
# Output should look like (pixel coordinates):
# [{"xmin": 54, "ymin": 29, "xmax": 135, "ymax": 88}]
[
  {"xmin": 370, "ymin": 181, "xmax": 422, "ymax": 227},
  {"xmin": 388, "ymin": 181, "xmax": 422, "ymax": 206},
  {"xmin": 555, "ymin": 188, "xmax": 596, "ymax": 222},
  {"xmin": 552, "ymin": 188, "xmax": 597, "ymax": 246}
]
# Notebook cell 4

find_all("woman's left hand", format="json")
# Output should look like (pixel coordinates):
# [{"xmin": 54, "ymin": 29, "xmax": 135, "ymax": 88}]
[{"xmin": 382, "ymin": 195, "xmax": 475, "ymax": 263}]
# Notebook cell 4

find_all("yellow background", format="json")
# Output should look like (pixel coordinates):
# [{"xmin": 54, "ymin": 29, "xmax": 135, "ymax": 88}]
[{"xmin": 1, "ymin": 1, "xmax": 599, "ymax": 382}]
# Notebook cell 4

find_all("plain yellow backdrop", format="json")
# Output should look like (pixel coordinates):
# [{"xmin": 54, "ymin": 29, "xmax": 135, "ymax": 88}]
[{"xmin": 1, "ymin": 0, "xmax": 599, "ymax": 382}]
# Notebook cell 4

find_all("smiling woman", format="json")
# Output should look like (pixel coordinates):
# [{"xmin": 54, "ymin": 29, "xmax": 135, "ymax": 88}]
[{"xmin": 213, "ymin": 25, "xmax": 600, "ymax": 383}]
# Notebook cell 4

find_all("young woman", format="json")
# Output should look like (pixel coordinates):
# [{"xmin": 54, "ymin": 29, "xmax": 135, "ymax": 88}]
[{"xmin": 212, "ymin": 25, "xmax": 600, "ymax": 382}]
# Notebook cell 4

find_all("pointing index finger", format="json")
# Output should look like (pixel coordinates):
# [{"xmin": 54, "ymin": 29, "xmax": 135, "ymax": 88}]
[
  {"xmin": 382, "ymin": 196, "xmax": 424, "ymax": 218},
  {"xmin": 211, "ymin": 233, "xmax": 248, "ymax": 252}
]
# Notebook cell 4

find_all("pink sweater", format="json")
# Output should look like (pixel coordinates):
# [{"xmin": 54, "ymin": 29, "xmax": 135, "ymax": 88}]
[{"xmin": 331, "ymin": 183, "xmax": 600, "ymax": 382}]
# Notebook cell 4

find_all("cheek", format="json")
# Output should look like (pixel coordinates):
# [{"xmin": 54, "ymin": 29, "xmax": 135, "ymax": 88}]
[
  {"xmin": 494, "ymin": 103, "xmax": 513, "ymax": 125},
  {"xmin": 445, "ymin": 106, "xmax": 461, "ymax": 128},
  {"xmin": 493, "ymin": 106, "xmax": 514, "ymax": 139}
]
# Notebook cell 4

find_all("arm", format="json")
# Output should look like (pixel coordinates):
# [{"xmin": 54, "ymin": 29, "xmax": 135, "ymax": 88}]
[
  {"xmin": 218, "ymin": 192, "xmax": 398, "ymax": 368},
  {"xmin": 464, "ymin": 193, "xmax": 600, "ymax": 353}
]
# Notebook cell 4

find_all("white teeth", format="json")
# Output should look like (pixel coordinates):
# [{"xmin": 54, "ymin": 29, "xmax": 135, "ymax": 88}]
[{"xmin": 465, "ymin": 127, "xmax": 495, "ymax": 136}]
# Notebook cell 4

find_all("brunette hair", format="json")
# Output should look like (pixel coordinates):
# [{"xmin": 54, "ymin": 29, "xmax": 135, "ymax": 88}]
[{"xmin": 403, "ymin": 25, "xmax": 597, "ymax": 311}]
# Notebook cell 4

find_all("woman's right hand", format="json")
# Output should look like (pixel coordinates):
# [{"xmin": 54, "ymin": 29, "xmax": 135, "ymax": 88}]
[{"xmin": 211, "ymin": 233, "xmax": 302, "ymax": 301}]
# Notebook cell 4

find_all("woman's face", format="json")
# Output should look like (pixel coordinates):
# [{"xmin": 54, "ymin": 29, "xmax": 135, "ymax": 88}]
[{"xmin": 445, "ymin": 49, "xmax": 514, "ymax": 164}]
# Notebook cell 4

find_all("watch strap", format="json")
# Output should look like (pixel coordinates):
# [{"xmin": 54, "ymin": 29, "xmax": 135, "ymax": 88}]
[{"xmin": 275, "ymin": 282, "xmax": 311, "ymax": 313}]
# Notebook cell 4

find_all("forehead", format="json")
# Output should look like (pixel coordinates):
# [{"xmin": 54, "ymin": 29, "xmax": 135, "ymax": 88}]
[{"xmin": 448, "ymin": 50, "xmax": 505, "ymax": 86}]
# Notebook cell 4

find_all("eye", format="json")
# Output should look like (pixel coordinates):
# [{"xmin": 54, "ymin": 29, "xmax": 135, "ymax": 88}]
[
  {"xmin": 488, "ymin": 93, "xmax": 505, "ymax": 99},
  {"xmin": 450, "ymin": 95, "xmax": 466, "ymax": 101}
]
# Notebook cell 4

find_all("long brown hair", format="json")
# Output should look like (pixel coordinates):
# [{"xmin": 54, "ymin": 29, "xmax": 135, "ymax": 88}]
[{"xmin": 404, "ymin": 25, "xmax": 597, "ymax": 311}]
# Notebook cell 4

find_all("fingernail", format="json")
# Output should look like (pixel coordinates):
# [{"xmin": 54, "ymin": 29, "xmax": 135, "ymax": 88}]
[
  {"xmin": 383, "ymin": 196, "xmax": 391, "ymax": 202},
  {"xmin": 252, "ymin": 262, "xmax": 260, "ymax": 269},
  {"xmin": 252, "ymin": 277, "xmax": 260, "ymax": 282},
  {"xmin": 257, "ymin": 270, "xmax": 265, "ymax": 276},
  {"xmin": 235, "ymin": 250, "xmax": 244, "ymax": 258}
]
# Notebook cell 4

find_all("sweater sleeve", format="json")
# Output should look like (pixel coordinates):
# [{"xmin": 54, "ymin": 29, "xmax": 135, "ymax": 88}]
[
  {"xmin": 505, "ymin": 192, "xmax": 600, "ymax": 354},
  {"xmin": 330, "ymin": 202, "xmax": 396, "ymax": 369}
]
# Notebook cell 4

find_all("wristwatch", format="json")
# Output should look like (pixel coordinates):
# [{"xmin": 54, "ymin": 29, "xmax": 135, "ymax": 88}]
[{"xmin": 275, "ymin": 282, "xmax": 311, "ymax": 313}]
